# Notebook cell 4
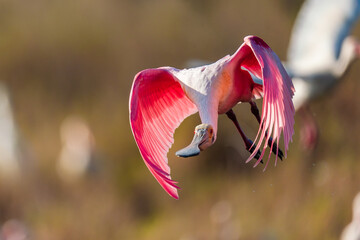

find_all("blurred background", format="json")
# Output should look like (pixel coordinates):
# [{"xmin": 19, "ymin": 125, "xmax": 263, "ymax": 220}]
[{"xmin": 0, "ymin": 0, "xmax": 359, "ymax": 239}]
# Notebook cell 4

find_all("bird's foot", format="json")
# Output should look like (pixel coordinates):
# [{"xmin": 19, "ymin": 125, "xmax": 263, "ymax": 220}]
[
  {"xmin": 267, "ymin": 138, "xmax": 283, "ymax": 160},
  {"xmin": 245, "ymin": 139, "xmax": 263, "ymax": 163}
]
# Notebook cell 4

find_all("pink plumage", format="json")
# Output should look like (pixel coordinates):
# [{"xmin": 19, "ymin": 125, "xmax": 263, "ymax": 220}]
[
  {"xmin": 129, "ymin": 69, "xmax": 198, "ymax": 199},
  {"xmin": 129, "ymin": 36, "xmax": 295, "ymax": 199},
  {"xmin": 230, "ymin": 36, "xmax": 295, "ymax": 168}
]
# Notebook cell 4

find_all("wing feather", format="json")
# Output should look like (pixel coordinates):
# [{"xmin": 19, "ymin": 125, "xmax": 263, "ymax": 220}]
[
  {"xmin": 229, "ymin": 36, "xmax": 295, "ymax": 169},
  {"xmin": 129, "ymin": 68, "xmax": 197, "ymax": 199}
]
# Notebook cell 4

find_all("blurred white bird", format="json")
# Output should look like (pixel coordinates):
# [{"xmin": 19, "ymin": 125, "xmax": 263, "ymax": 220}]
[
  {"xmin": 57, "ymin": 115, "xmax": 97, "ymax": 182},
  {"xmin": 286, "ymin": 0, "xmax": 360, "ymax": 149},
  {"xmin": 341, "ymin": 192, "xmax": 360, "ymax": 240},
  {"xmin": 0, "ymin": 83, "xmax": 22, "ymax": 180}
]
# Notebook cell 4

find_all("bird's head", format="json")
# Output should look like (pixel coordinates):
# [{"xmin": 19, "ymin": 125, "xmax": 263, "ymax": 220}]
[{"xmin": 176, "ymin": 124, "xmax": 215, "ymax": 158}]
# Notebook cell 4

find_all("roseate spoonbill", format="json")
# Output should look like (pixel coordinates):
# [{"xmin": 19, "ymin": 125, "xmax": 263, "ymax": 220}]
[
  {"xmin": 341, "ymin": 192, "xmax": 360, "ymax": 240},
  {"xmin": 286, "ymin": 0, "xmax": 360, "ymax": 149},
  {"xmin": 129, "ymin": 36, "xmax": 295, "ymax": 199}
]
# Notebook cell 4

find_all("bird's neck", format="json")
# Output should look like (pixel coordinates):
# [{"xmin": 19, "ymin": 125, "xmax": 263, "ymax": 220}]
[
  {"xmin": 332, "ymin": 40, "xmax": 357, "ymax": 78},
  {"xmin": 198, "ymin": 101, "xmax": 218, "ymax": 141}
]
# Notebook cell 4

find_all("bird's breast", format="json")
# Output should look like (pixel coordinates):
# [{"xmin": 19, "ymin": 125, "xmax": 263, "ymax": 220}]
[{"xmin": 217, "ymin": 69, "xmax": 253, "ymax": 114}]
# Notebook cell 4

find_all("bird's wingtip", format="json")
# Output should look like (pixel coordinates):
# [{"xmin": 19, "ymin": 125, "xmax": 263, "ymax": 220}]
[{"xmin": 170, "ymin": 190, "xmax": 179, "ymax": 200}]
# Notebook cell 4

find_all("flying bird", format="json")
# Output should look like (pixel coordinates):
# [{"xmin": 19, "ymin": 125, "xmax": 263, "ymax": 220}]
[
  {"xmin": 286, "ymin": 0, "xmax": 360, "ymax": 149},
  {"xmin": 129, "ymin": 36, "xmax": 295, "ymax": 199}
]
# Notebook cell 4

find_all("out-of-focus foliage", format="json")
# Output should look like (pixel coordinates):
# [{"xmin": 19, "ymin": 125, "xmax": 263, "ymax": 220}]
[{"xmin": 0, "ymin": 0, "xmax": 359, "ymax": 239}]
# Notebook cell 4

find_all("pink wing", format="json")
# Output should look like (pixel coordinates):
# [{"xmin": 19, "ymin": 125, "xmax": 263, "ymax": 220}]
[
  {"xmin": 230, "ymin": 35, "xmax": 295, "ymax": 169},
  {"xmin": 129, "ymin": 68, "xmax": 198, "ymax": 199}
]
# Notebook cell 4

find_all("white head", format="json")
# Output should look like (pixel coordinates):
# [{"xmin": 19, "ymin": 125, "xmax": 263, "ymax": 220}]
[{"xmin": 176, "ymin": 123, "xmax": 215, "ymax": 157}]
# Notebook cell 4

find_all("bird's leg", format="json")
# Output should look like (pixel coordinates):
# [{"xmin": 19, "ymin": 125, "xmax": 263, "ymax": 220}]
[
  {"xmin": 249, "ymin": 101, "xmax": 283, "ymax": 160},
  {"xmin": 225, "ymin": 109, "xmax": 262, "ymax": 161},
  {"xmin": 249, "ymin": 101, "xmax": 261, "ymax": 123},
  {"xmin": 298, "ymin": 105, "xmax": 318, "ymax": 150}
]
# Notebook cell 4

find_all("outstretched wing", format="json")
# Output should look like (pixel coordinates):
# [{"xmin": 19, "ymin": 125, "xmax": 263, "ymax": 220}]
[
  {"xmin": 287, "ymin": 0, "xmax": 360, "ymax": 74},
  {"xmin": 129, "ymin": 68, "xmax": 198, "ymax": 199},
  {"xmin": 229, "ymin": 36, "xmax": 295, "ymax": 169}
]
